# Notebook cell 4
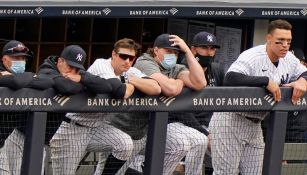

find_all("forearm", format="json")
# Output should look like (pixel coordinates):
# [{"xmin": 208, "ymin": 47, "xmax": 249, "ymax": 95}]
[
  {"xmin": 80, "ymin": 73, "xmax": 113, "ymax": 94},
  {"xmin": 128, "ymin": 77, "xmax": 161, "ymax": 96},
  {"xmin": 53, "ymin": 77, "xmax": 84, "ymax": 95},
  {"xmin": 124, "ymin": 83, "xmax": 134, "ymax": 99},
  {"xmin": 185, "ymin": 51, "xmax": 207, "ymax": 89},
  {"xmin": 26, "ymin": 76, "xmax": 54, "ymax": 90},
  {"xmin": 224, "ymin": 71, "xmax": 269, "ymax": 87},
  {"xmin": 160, "ymin": 78, "xmax": 183, "ymax": 96}
]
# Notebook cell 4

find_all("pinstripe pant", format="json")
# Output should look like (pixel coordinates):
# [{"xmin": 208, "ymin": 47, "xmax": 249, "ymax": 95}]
[
  {"xmin": 165, "ymin": 122, "xmax": 208, "ymax": 175},
  {"xmin": 0, "ymin": 129, "xmax": 24, "ymax": 175},
  {"xmin": 94, "ymin": 122, "xmax": 208, "ymax": 175},
  {"xmin": 209, "ymin": 112, "xmax": 264, "ymax": 175},
  {"xmin": 50, "ymin": 121, "xmax": 134, "ymax": 175}
]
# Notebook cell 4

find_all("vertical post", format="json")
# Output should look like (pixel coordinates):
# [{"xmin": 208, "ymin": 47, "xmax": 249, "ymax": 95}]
[
  {"xmin": 144, "ymin": 112, "xmax": 168, "ymax": 175},
  {"xmin": 262, "ymin": 111, "xmax": 288, "ymax": 175},
  {"xmin": 21, "ymin": 112, "xmax": 47, "ymax": 175}
]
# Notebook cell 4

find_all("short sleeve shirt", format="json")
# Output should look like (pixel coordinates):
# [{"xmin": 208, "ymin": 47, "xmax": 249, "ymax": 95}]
[{"xmin": 134, "ymin": 53, "xmax": 187, "ymax": 79}]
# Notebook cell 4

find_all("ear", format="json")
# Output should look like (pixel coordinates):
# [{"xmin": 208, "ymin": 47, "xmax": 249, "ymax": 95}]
[
  {"xmin": 266, "ymin": 34, "xmax": 272, "ymax": 44},
  {"xmin": 57, "ymin": 57, "xmax": 62, "ymax": 64},
  {"xmin": 153, "ymin": 47, "xmax": 159, "ymax": 55},
  {"xmin": 111, "ymin": 50, "xmax": 116, "ymax": 59},
  {"xmin": 2, "ymin": 55, "xmax": 8, "ymax": 62},
  {"xmin": 191, "ymin": 46, "xmax": 197, "ymax": 55}
]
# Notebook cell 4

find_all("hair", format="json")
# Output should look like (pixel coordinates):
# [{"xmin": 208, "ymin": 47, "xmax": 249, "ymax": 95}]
[
  {"xmin": 146, "ymin": 47, "xmax": 156, "ymax": 57},
  {"xmin": 113, "ymin": 38, "xmax": 141, "ymax": 55},
  {"xmin": 267, "ymin": 19, "xmax": 292, "ymax": 34}
]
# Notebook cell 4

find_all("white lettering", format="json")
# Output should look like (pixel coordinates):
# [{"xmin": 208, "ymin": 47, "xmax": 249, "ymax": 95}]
[
  {"xmin": 262, "ymin": 10, "xmax": 299, "ymax": 16},
  {"xmin": 193, "ymin": 98, "xmax": 262, "ymax": 106},
  {"xmin": 88, "ymin": 98, "xmax": 158, "ymax": 106},
  {"xmin": 4, "ymin": 98, "xmax": 13, "ymax": 105},
  {"xmin": 297, "ymin": 98, "xmax": 307, "ymax": 105}
]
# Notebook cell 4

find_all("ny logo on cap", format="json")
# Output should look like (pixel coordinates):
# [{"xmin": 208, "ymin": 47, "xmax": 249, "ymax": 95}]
[
  {"xmin": 76, "ymin": 53, "xmax": 83, "ymax": 62},
  {"xmin": 17, "ymin": 44, "xmax": 24, "ymax": 48},
  {"xmin": 207, "ymin": 35, "xmax": 213, "ymax": 42}
]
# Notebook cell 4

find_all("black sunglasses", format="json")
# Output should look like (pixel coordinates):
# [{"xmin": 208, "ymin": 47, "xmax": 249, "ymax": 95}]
[
  {"xmin": 4, "ymin": 46, "xmax": 29, "ymax": 55},
  {"xmin": 117, "ymin": 53, "xmax": 136, "ymax": 62}
]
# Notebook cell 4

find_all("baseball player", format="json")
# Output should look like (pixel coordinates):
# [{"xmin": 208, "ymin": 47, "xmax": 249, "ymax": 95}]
[
  {"xmin": 209, "ymin": 19, "xmax": 307, "ymax": 175},
  {"xmin": 173, "ymin": 31, "xmax": 224, "ymax": 174},
  {"xmin": 39, "ymin": 44, "xmax": 133, "ymax": 175},
  {"xmin": 50, "ymin": 39, "xmax": 160, "ymax": 175},
  {"xmin": 0, "ymin": 40, "xmax": 53, "ymax": 175},
  {"xmin": 133, "ymin": 33, "xmax": 207, "ymax": 175},
  {"xmin": 88, "ymin": 38, "xmax": 161, "ymax": 175}
]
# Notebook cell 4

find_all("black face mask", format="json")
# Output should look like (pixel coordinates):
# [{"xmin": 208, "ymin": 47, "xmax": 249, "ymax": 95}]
[{"xmin": 196, "ymin": 54, "xmax": 214, "ymax": 68}]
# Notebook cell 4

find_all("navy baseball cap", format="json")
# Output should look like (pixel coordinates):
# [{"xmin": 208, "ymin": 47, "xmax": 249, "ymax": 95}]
[
  {"xmin": 154, "ymin": 34, "xmax": 181, "ymax": 51},
  {"xmin": 60, "ymin": 45, "xmax": 86, "ymax": 70},
  {"xmin": 192, "ymin": 32, "xmax": 220, "ymax": 48},
  {"xmin": 2, "ymin": 40, "xmax": 30, "ymax": 57},
  {"xmin": 291, "ymin": 48, "xmax": 306, "ymax": 62}
]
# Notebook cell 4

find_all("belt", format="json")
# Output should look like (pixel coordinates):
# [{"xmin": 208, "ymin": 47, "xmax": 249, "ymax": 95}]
[
  {"xmin": 63, "ymin": 117, "xmax": 85, "ymax": 127},
  {"xmin": 245, "ymin": 117, "xmax": 261, "ymax": 123}
]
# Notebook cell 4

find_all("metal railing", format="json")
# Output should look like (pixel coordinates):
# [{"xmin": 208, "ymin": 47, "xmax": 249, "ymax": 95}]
[{"xmin": 0, "ymin": 87, "xmax": 304, "ymax": 175}]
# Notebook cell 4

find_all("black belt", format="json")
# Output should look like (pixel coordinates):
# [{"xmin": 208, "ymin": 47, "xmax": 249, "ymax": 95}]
[
  {"xmin": 63, "ymin": 117, "xmax": 85, "ymax": 127},
  {"xmin": 245, "ymin": 117, "xmax": 261, "ymax": 123}
]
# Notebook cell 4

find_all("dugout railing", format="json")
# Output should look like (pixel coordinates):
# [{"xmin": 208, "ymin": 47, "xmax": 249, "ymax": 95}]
[{"xmin": 0, "ymin": 87, "xmax": 305, "ymax": 175}]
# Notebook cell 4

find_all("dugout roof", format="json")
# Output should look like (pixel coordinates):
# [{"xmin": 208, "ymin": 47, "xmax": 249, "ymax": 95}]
[{"xmin": 0, "ymin": 0, "xmax": 306, "ymax": 18}]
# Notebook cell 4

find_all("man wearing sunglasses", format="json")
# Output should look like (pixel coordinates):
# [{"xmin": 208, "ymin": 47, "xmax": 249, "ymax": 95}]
[
  {"xmin": 209, "ymin": 19, "xmax": 307, "ymax": 175},
  {"xmin": 0, "ymin": 40, "xmax": 54, "ymax": 175},
  {"xmin": 86, "ymin": 38, "xmax": 161, "ymax": 175}
]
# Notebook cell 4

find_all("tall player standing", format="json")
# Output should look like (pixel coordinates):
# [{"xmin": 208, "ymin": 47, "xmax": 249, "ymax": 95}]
[{"xmin": 209, "ymin": 19, "xmax": 307, "ymax": 175}]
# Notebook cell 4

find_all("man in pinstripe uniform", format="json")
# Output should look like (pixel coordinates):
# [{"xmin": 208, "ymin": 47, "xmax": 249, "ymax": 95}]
[
  {"xmin": 51, "ymin": 38, "xmax": 161, "ymax": 175},
  {"xmin": 209, "ymin": 19, "xmax": 307, "ymax": 175},
  {"xmin": 48, "ymin": 44, "xmax": 147, "ymax": 175}
]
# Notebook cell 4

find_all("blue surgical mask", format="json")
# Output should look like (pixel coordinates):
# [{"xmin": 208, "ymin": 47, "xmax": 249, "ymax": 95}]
[
  {"xmin": 160, "ymin": 54, "xmax": 177, "ymax": 70},
  {"xmin": 10, "ymin": 61, "xmax": 26, "ymax": 74}
]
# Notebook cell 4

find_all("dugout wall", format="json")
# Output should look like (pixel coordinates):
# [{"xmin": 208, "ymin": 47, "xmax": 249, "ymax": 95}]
[
  {"xmin": 0, "ymin": 0, "xmax": 307, "ymax": 73},
  {"xmin": 0, "ymin": 1, "xmax": 307, "ymax": 175}
]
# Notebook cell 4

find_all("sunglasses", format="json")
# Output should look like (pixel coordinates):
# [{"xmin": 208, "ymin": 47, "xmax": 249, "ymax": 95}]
[
  {"xmin": 4, "ymin": 46, "xmax": 29, "ymax": 55},
  {"xmin": 117, "ymin": 53, "xmax": 136, "ymax": 62}
]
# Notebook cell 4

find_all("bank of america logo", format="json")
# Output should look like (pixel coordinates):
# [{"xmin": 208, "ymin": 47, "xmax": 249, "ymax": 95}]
[
  {"xmin": 159, "ymin": 96, "xmax": 175, "ymax": 106},
  {"xmin": 300, "ymin": 8, "xmax": 307, "ymax": 16},
  {"xmin": 235, "ymin": 9, "xmax": 244, "ymax": 16},
  {"xmin": 263, "ymin": 94, "xmax": 275, "ymax": 106},
  {"xmin": 53, "ymin": 94, "xmax": 70, "ymax": 106},
  {"xmin": 35, "ymin": 7, "xmax": 44, "ymax": 14},
  {"xmin": 169, "ymin": 8, "xmax": 178, "ymax": 15},
  {"xmin": 102, "ymin": 8, "xmax": 111, "ymax": 15}
]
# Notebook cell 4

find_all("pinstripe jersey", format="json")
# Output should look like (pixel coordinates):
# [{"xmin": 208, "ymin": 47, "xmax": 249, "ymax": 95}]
[
  {"xmin": 228, "ymin": 44, "xmax": 307, "ymax": 119},
  {"xmin": 66, "ymin": 58, "xmax": 147, "ymax": 127},
  {"xmin": 228, "ymin": 44, "xmax": 306, "ymax": 85}
]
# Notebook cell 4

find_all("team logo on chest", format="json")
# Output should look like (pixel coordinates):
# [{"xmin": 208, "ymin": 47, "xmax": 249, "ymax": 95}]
[{"xmin": 280, "ymin": 73, "xmax": 289, "ymax": 85}]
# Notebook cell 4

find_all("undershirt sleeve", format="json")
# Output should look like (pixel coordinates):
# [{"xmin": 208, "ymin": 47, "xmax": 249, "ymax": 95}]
[{"xmin": 224, "ymin": 71, "xmax": 269, "ymax": 87}]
